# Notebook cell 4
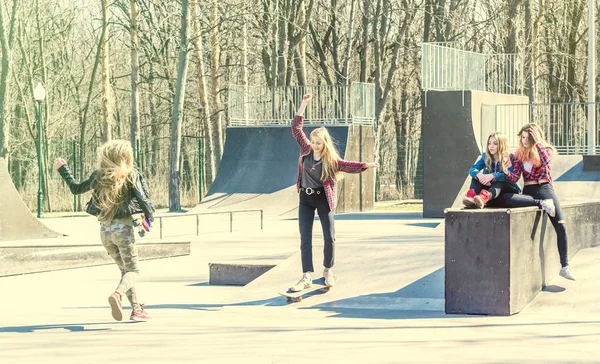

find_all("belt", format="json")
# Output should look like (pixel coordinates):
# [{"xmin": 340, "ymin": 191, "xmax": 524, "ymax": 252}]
[{"xmin": 300, "ymin": 187, "xmax": 323, "ymax": 195}]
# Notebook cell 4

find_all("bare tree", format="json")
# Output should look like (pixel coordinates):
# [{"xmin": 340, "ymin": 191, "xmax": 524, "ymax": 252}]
[
  {"xmin": 168, "ymin": 0, "xmax": 191, "ymax": 211},
  {"xmin": 101, "ymin": 0, "xmax": 112, "ymax": 142},
  {"xmin": 210, "ymin": 0, "xmax": 224, "ymax": 160},
  {"xmin": 0, "ymin": 0, "xmax": 19, "ymax": 159},
  {"xmin": 130, "ymin": 0, "xmax": 140, "ymax": 160},
  {"xmin": 190, "ymin": 0, "xmax": 216, "ymax": 186}
]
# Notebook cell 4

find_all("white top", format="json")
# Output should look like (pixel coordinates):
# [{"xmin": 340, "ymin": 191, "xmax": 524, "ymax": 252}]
[{"xmin": 523, "ymin": 160, "xmax": 533, "ymax": 173}]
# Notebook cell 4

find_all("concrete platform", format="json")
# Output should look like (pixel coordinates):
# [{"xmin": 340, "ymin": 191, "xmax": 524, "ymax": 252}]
[
  {"xmin": 445, "ymin": 201, "xmax": 600, "ymax": 315},
  {"xmin": 0, "ymin": 237, "xmax": 191, "ymax": 277},
  {"xmin": 1, "ymin": 211, "xmax": 599, "ymax": 363}
]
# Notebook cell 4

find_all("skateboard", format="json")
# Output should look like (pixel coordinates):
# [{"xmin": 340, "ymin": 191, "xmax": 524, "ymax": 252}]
[{"xmin": 279, "ymin": 276, "xmax": 337, "ymax": 302}]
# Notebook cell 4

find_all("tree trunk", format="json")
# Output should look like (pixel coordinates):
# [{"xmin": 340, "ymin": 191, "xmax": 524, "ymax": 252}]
[
  {"xmin": 341, "ymin": 0, "xmax": 356, "ymax": 84},
  {"xmin": 80, "ymin": 13, "xmax": 105, "ymax": 185},
  {"xmin": 168, "ymin": 0, "xmax": 190, "ymax": 212},
  {"xmin": 130, "ymin": 0, "xmax": 140, "ymax": 162},
  {"xmin": 149, "ymin": 63, "xmax": 160, "ymax": 176},
  {"xmin": 101, "ymin": 0, "xmax": 112, "ymax": 142},
  {"xmin": 191, "ymin": 0, "xmax": 215, "ymax": 187},
  {"xmin": 210, "ymin": 0, "xmax": 224, "ymax": 160},
  {"xmin": 359, "ymin": 0, "xmax": 369, "ymax": 82},
  {"xmin": 0, "ymin": 0, "xmax": 19, "ymax": 160}
]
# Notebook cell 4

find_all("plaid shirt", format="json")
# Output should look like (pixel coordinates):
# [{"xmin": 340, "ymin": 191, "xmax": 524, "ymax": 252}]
[
  {"xmin": 507, "ymin": 143, "xmax": 554, "ymax": 184},
  {"xmin": 292, "ymin": 115, "xmax": 367, "ymax": 210}
]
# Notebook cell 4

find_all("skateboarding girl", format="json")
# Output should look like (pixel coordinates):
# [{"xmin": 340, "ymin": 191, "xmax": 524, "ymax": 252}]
[
  {"xmin": 290, "ymin": 94, "xmax": 379, "ymax": 292},
  {"xmin": 54, "ymin": 139, "xmax": 155, "ymax": 321},
  {"xmin": 501, "ymin": 123, "xmax": 574, "ymax": 280},
  {"xmin": 462, "ymin": 132, "xmax": 522, "ymax": 208}
]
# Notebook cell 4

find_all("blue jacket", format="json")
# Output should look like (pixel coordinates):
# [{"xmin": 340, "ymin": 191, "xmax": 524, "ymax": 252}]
[{"xmin": 469, "ymin": 152, "xmax": 522, "ymax": 193}]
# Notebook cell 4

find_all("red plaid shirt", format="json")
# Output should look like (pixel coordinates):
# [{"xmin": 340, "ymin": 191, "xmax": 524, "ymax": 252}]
[
  {"xmin": 292, "ymin": 115, "xmax": 367, "ymax": 210},
  {"xmin": 507, "ymin": 143, "xmax": 554, "ymax": 184}
]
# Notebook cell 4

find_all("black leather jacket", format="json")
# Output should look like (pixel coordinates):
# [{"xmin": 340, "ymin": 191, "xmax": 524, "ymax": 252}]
[{"xmin": 58, "ymin": 164, "xmax": 155, "ymax": 222}]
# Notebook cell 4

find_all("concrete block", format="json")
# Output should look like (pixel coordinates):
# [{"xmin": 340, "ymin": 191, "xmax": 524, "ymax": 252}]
[
  {"xmin": 445, "ymin": 201, "xmax": 600, "ymax": 315},
  {"xmin": 209, "ymin": 263, "xmax": 275, "ymax": 286},
  {"xmin": 0, "ymin": 241, "xmax": 191, "ymax": 277}
]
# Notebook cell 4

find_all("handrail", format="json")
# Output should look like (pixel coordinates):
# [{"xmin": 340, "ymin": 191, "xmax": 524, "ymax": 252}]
[{"xmin": 155, "ymin": 209, "xmax": 263, "ymax": 239}]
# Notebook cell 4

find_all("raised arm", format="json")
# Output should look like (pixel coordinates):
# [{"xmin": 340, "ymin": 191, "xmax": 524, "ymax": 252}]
[
  {"xmin": 54, "ymin": 158, "xmax": 95, "ymax": 195},
  {"xmin": 291, "ymin": 94, "xmax": 312, "ymax": 151},
  {"xmin": 337, "ymin": 160, "xmax": 379, "ymax": 174},
  {"xmin": 536, "ymin": 143, "xmax": 553, "ymax": 165},
  {"xmin": 529, "ymin": 128, "xmax": 552, "ymax": 165}
]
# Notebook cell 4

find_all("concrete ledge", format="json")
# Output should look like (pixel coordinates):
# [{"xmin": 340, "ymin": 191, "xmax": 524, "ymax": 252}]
[
  {"xmin": 209, "ymin": 262, "xmax": 276, "ymax": 286},
  {"xmin": 0, "ymin": 241, "xmax": 190, "ymax": 277},
  {"xmin": 444, "ymin": 201, "xmax": 600, "ymax": 315}
]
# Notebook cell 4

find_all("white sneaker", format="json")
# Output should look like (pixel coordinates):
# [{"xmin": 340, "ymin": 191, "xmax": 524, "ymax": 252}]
[
  {"xmin": 540, "ymin": 199, "xmax": 556, "ymax": 217},
  {"xmin": 559, "ymin": 266, "xmax": 575, "ymax": 281},
  {"xmin": 290, "ymin": 275, "xmax": 312, "ymax": 292},
  {"xmin": 462, "ymin": 196, "xmax": 475, "ymax": 208},
  {"xmin": 323, "ymin": 269, "xmax": 335, "ymax": 287}
]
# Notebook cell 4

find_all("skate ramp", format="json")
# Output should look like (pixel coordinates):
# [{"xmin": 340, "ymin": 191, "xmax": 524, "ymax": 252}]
[
  {"xmin": 198, "ymin": 125, "xmax": 375, "ymax": 218},
  {"xmin": 0, "ymin": 158, "xmax": 62, "ymax": 242}
]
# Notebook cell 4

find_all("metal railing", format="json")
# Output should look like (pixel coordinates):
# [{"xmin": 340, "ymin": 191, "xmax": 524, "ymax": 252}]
[
  {"xmin": 481, "ymin": 102, "xmax": 600, "ymax": 155},
  {"xmin": 228, "ymin": 83, "xmax": 375, "ymax": 126},
  {"xmin": 421, "ymin": 43, "xmax": 524, "ymax": 95},
  {"xmin": 155, "ymin": 209, "xmax": 263, "ymax": 239}
]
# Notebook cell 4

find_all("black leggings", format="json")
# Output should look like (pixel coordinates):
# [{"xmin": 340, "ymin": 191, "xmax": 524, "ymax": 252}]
[
  {"xmin": 298, "ymin": 188, "xmax": 335, "ymax": 273},
  {"xmin": 495, "ymin": 183, "xmax": 568, "ymax": 267}
]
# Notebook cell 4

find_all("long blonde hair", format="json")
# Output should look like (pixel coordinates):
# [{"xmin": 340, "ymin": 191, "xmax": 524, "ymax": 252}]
[
  {"xmin": 310, "ymin": 127, "xmax": 342, "ymax": 182},
  {"xmin": 94, "ymin": 140, "xmax": 136, "ymax": 221},
  {"xmin": 514, "ymin": 123, "xmax": 556, "ymax": 167},
  {"xmin": 484, "ymin": 132, "xmax": 509, "ymax": 171}
]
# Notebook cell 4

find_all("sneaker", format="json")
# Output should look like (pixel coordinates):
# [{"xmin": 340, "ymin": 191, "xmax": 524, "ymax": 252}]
[
  {"xmin": 130, "ymin": 305, "xmax": 151, "ymax": 322},
  {"xmin": 559, "ymin": 266, "xmax": 575, "ymax": 281},
  {"xmin": 462, "ymin": 189, "xmax": 477, "ymax": 207},
  {"xmin": 290, "ymin": 275, "xmax": 312, "ymax": 292},
  {"xmin": 540, "ymin": 199, "xmax": 556, "ymax": 217},
  {"xmin": 323, "ymin": 269, "xmax": 335, "ymax": 287},
  {"xmin": 473, "ymin": 190, "xmax": 491, "ymax": 209},
  {"xmin": 108, "ymin": 292, "xmax": 123, "ymax": 321}
]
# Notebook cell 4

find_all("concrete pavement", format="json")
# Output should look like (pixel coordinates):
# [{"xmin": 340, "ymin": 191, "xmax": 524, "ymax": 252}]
[{"xmin": 1, "ymin": 211, "xmax": 599, "ymax": 363}]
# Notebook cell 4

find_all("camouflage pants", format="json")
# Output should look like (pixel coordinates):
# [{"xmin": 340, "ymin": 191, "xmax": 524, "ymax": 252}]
[{"xmin": 100, "ymin": 221, "xmax": 140, "ymax": 311}]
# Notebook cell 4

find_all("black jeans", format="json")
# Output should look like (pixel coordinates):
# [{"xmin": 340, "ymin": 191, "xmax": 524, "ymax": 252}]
[
  {"xmin": 298, "ymin": 188, "xmax": 335, "ymax": 273},
  {"xmin": 495, "ymin": 183, "xmax": 568, "ymax": 267},
  {"xmin": 469, "ymin": 178, "xmax": 517, "ymax": 202}
]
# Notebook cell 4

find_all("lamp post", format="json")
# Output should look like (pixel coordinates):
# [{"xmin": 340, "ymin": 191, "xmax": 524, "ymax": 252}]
[{"xmin": 34, "ymin": 83, "xmax": 46, "ymax": 218}]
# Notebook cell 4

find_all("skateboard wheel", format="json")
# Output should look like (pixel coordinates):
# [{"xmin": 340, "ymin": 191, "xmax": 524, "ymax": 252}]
[
  {"xmin": 296, "ymin": 297, "xmax": 302, "ymax": 302},
  {"xmin": 324, "ymin": 287, "xmax": 330, "ymax": 292}
]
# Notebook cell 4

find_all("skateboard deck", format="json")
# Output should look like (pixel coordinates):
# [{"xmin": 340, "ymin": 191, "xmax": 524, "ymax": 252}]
[{"xmin": 279, "ymin": 277, "xmax": 337, "ymax": 302}]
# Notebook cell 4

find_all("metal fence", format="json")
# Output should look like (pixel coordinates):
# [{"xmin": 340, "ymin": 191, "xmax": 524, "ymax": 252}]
[
  {"xmin": 228, "ymin": 83, "xmax": 375, "ymax": 126},
  {"xmin": 421, "ymin": 43, "xmax": 524, "ymax": 95},
  {"xmin": 481, "ymin": 103, "xmax": 600, "ymax": 154}
]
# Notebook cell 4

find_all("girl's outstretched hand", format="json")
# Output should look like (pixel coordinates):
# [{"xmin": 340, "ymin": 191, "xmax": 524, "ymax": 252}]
[
  {"xmin": 296, "ymin": 94, "xmax": 312, "ymax": 116},
  {"xmin": 367, "ymin": 162, "xmax": 380, "ymax": 169},
  {"xmin": 53, "ymin": 158, "xmax": 66, "ymax": 170}
]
